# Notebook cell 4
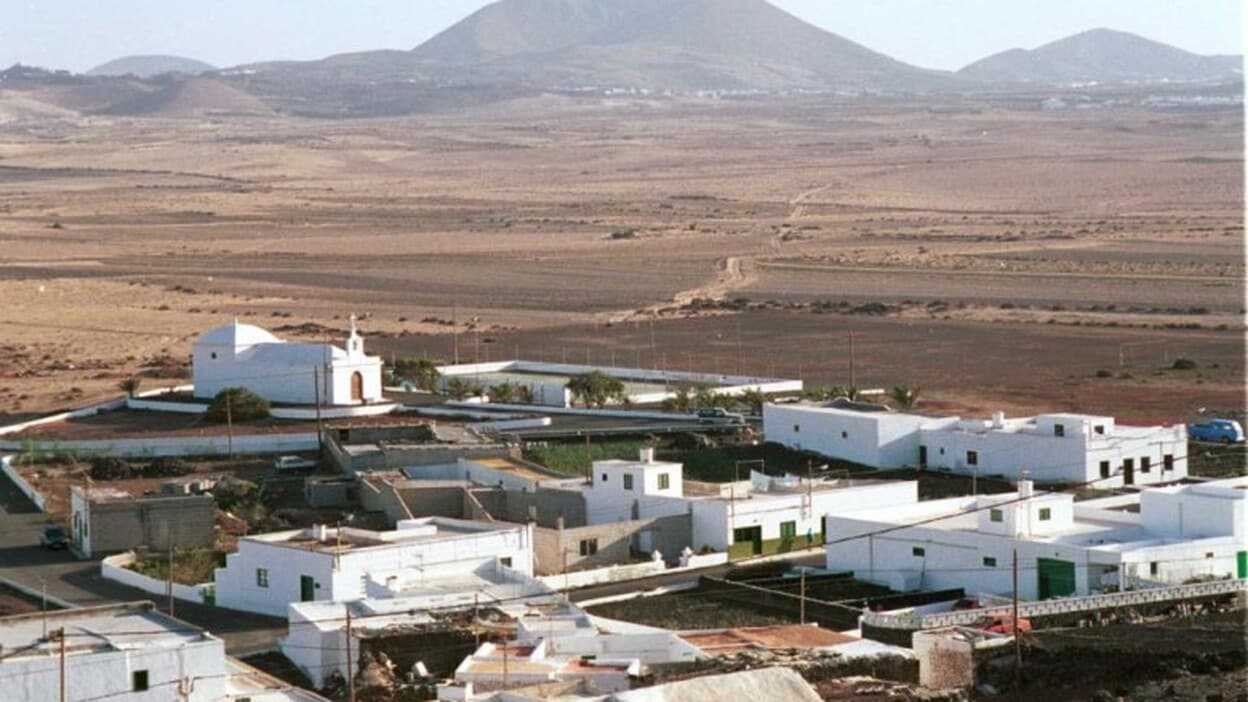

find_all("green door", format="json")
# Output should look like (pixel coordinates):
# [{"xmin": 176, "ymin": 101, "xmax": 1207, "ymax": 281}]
[
  {"xmin": 300, "ymin": 575, "xmax": 315, "ymax": 602},
  {"xmin": 1237, "ymin": 551, "xmax": 1247, "ymax": 579},
  {"xmin": 732, "ymin": 526, "xmax": 762, "ymax": 556},
  {"xmin": 1037, "ymin": 558, "xmax": 1076, "ymax": 599}
]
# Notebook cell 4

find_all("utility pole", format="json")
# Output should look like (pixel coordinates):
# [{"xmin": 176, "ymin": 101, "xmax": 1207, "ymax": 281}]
[
  {"xmin": 40, "ymin": 578, "xmax": 47, "ymax": 640},
  {"xmin": 849, "ymin": 331, "xmax": 856, "ymax": 388},
  {"xmin": 345, "ymin": 606, "xmax": 355, "ymax": 702},
  {"xmin": 735, "ymin": 316, "xmax": 743, "ymax": 375},
  {"xmin": 313, "ymin": 368, "xmax": 324, "ymax": 458},
  {"xmin": 168, "ymin": 544, "xmax": 175, "ymax": 617},
  {"xmin": 224, "ymin": 391, "xmax": 234, "ymax": 459},
  {"xmin": 58, "ymin": 627, "xmax": 66, "ymax": 702},
  {"xmin": 799, "ymin": 568, "xmax": 806, "ymax": 625},
  {"xmin": 452, "ymin": 304, "xmax": 459, "ymax": 364},
  {"xmin": 473, "ymin": 594, "xmax": 480, "ymax": 646},
  {"xmin": 584, "ymin": 433, "xmax": 592, "ymax": 483},
  {"xmin": 1013, "ymin": 548, "xmax": 1022, "ymax": 688}
]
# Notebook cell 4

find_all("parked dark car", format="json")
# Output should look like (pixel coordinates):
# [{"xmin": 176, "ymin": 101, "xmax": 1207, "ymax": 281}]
[{"xmin": 40, "ymin": 525, "xmax": 69, "ymax": 550}]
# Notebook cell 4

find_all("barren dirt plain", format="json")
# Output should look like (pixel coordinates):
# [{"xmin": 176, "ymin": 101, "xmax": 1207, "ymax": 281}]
[{"xmin": 0, "ymin": 93, "xmax": 1242, "ymax": 423}]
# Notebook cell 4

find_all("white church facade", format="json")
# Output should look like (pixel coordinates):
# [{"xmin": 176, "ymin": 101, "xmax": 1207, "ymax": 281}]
[{"xmin": 192, "ymin": 318, "xmax": 383, "ymax": 406}]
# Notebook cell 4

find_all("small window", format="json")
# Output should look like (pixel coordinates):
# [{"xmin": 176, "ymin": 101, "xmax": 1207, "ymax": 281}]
[
  {"xmin": 983, "ymin": 556, "xmax": 997, "ymax": 567},
  {"xmin": 1140, "ymin": 457, "xmax": 1151, "ymax": 473},
  {"xmin": 793, "ymin": 424, "xmax": 800, "ymax": 433},
  {"xmin": 601, "ymin": 473, "xmax": 608, "ymax": 482},
  {"xmin": 1094, "ymin": 425, "xmax": 1105, "ymax": 435},
  {"xmin": 210, "ymin": 352, "xmax": 218, "ymax": 360},
  {"xmin": 623, "ymin": 474, "xmax": 634, "ymax": 491},
  {"xmin": 939, "ymin": 447, "xmax": 945, "ymax": 455},
  {"xmin": 840, "ymin": 430, "xmax": 848, "ymax": 439},
  {"xmin": 1039, "ymin": 507, "xmax": 1051, "ymax": 521},
  {"xmin": 779, "ymin": 521, "xmax": 797, "ymax": 540},
  {"xmin": 989, "ymin": 508, "xmax": 1003, "ymax": 523},
  {"xmin": 1149, "ymin": 561, "xmax": 1158, "ymax": 576},
  {"xmin": 133, "ymin": 670, "xmax": 149, "ymax": 692},
  {"xmin": 966, "ymin": 450, "xmax": 978, "ymax": 466},
  {"xmin": 912, "ymin": 546, "xmax": 926, "ymax": 557},
  {"xmin": 579, "ymin": 538, "xmax": 599, "ymax": 556},
  {"xmin": 1163, "ymin": 454, "xmax": 1174, "ymax": 472},
  {"xmin": 657, "ymin": 473, "xmax": 670, "ymax": 490},
  {"xmin": 499, "ymin": 557, "xmax": 512, "ymax": 568},
  {"xmin": 1054, "ymin": 423, "xmax": 1065, "ymax": 437},
  {"xmin": 1099, "ymin": 461, "xmax": 1110, "ymax": 479},
  {"xmin": 1205, "ymin": 552, "xmax": 1214, "ymax": 559},
  {"xmin": 256, "ymin": 568, "xmax": 269, "ymax": 588}
]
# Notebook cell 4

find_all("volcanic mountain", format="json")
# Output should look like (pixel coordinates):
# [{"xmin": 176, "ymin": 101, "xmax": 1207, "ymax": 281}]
[
  {"xmin": 401, "ymin": 0, "xmax": 955, "ymax": 92},
  {"xmin": 87, "ymin": 55, "xmax": 216, "ymax": 78},
  {"xmin": 959, "ymin": 28, "xmax": 1242, "ymax": 85}
]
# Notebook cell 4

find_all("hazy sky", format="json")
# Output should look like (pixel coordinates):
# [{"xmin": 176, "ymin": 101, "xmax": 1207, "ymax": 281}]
[{"xmin": 2, "ymin": 0, "xmax": 1242, "ymax": 73}]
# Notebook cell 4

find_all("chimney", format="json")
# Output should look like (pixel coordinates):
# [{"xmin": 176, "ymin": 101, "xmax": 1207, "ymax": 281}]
[
  {"xmin": 1018, "ymin": 472, "xmax": 1033, "ymax": 499},
  {"xmin": 992, "ymin": 411, "xmax": 1005, "ymax": 429},
  {"xmin": 639, "ymin": 447, "xmax": 655, "ymax": 464},
  {"xmin": 314, "ymin": 524, "xmax": 328, "ymax": 542}
]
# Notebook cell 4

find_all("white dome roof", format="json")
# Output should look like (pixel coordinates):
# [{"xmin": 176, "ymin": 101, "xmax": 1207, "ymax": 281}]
[{"xmin": 196, "ymin": 321, "xmax": 282, "ymax": 347}]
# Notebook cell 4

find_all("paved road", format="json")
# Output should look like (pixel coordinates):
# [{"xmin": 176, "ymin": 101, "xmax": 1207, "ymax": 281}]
[{"xmin": 0, "ymin": 475, "xmax": 285, "ymax": 653}]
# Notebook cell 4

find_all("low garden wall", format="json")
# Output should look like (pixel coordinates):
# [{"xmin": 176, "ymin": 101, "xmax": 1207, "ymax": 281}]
[
  {"xmin": 536, "ymin": 551, "xmax": 729, "ymax": 591},
  {"xmin": 0, "ymin": 432, "xmax": 319, "ymax": 459},
  {"xmin": 0, "ymin": 454, "xmax": 46, "ymax": 511},
  {"xmin": 100, "ymin": 552, "xmax": 213, "ymax": 605}
]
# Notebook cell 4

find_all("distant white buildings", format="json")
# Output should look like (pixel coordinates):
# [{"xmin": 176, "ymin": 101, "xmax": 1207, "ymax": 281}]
[
  {"xmin": 215, "ymin": 517, "xmax": 534, "ymax": 616},
  {"xmin": 825, "ymin": 476, "xmax": 1248, "ymax": 600},
  {"xmin": 764, "ymin": 403, "xmax": 1188, "ymax": 487},
  {"xmin": 583, "ymin": 448, "xmax": 918, "ymax": 559},
  {"xmin": 192, "ymin": 317, "xmax": 382, "ymax": 406}
]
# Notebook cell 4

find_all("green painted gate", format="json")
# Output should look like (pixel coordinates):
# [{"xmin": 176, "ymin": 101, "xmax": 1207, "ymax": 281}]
[
  {"xmin": 1237, "ymin": 551, "xmax": 1247, "ymax": 579},
  {"xmin": 1037, "ymin": 558, "xmax": 1076, "ymax": 599}
]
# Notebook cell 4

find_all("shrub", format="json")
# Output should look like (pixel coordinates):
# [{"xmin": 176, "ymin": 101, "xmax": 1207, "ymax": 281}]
[
  {"xmin": 205, "ymin": 387, "xmax": 269, "ymax": 423},
  {"xmin": 1171, "ymin": 358, "xmax": 1198, "ymax": 370},
  {"xmin": 1094, "ymin": 369, "xmax": 1113, "ymax": 378},
  {"xmin": 147, "ymin": 457, "xmax": 194, "ymax": 477},
  {"xmin": 90, "ymin": 457, "xmax": 134, "ymax": 480}
]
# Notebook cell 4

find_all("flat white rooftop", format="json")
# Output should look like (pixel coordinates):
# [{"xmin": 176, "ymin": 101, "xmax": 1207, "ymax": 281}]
[
  {"xmin": 246, "ymin": 516, "xmax": 514, "ymax": 554},
  {"xmin": 0, "ymin": 602, "xmax": 211, "ymax": 659}
]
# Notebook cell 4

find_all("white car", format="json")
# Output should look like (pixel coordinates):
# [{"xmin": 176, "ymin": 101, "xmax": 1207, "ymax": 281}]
[{"xmin": 273, "ymin": 455, "xmax": 317, "ymax": 472}]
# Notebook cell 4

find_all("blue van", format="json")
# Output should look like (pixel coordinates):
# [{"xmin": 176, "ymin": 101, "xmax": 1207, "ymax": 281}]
[{"xmin": 1188, "ymin": 419, "xmax": 1245, "ymax": 444}]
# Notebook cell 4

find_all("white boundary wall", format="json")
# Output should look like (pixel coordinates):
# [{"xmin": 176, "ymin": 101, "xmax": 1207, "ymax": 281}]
[
  {"xmin": 101, "ymin": 552, "xmax": 212, "ymax": 605},
  {"xmin": 439, "ymin": 360, "xmax": 802, "ymax": 408},
  {"xmin": 0, "ymin": 432, "xmax": 318, "ymax": 458},
  {"xmin": 0, "ymin": 454, "xmax": 46, "ymax": 511},
  {"xmin": 535, "ymin": 552, "xmax": 729, "ymax": 591},
  {"xmin": 126, "ymin": 396, "xmax": 398, "ymax": 420}
]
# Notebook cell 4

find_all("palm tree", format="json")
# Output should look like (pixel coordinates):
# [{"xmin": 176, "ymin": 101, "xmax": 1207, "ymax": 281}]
[
  {"xmin": 118, "ymin": 376, "xmax": 142, "ymax": 399},
  {"xmin": 489, "ymin": 381, "xmax": 519, "ymax": 404},
  {"xmin": 445, "ymin": 377, "xmax": 481, "ymax": 400},
  {"xmin": 515, "ymin": 385, "xmax": 535, "ymax": 405},
  {"xmin": 890, "ymin": 384, "xmax": 920, "ymax": 409},
  {"xmin": 739, "ymin": 388, "xmax": 768, "ymax": 416},
  {"xmin": 566, "ymin": 371, "xmax": 626, "ymax": 408},
  {"xmin": 393, "ymin": 357, "xmax": 441, "ymax": 391}
]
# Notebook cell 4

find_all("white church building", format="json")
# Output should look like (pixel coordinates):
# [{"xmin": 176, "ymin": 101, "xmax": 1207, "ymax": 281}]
[{"xmin": 192, "ymin": 318, "xmax": 383, "ymax": 406}]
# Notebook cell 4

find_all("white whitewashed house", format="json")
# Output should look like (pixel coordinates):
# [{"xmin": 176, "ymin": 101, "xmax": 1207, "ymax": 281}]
[
  {"xmin": 215, "ymin": 517, "xmax": 534, "ymax": 616},
  {"xmin": 764, "ymin": 402, "xmax": 1187, "ymax": 486},
  {"xmin": 825, "ymin": 477, "xmax": 1247, "ymax": 599}
]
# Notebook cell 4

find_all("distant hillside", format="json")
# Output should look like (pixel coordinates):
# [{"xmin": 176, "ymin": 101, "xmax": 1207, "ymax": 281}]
[
  {"xmin": 959, "ymin": 28, "xmax": 1242, "ymax": 85},
  {"xmin": 88, "ymin": 55, "xmax": 216, "ymax": 78},
  {"xmin": 93, "ymin": 78, "xmax": 273, "ymax": 117},
  {"xmin": 405, "ymin": 0, "xmax": 956, "ymax": 92}
]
